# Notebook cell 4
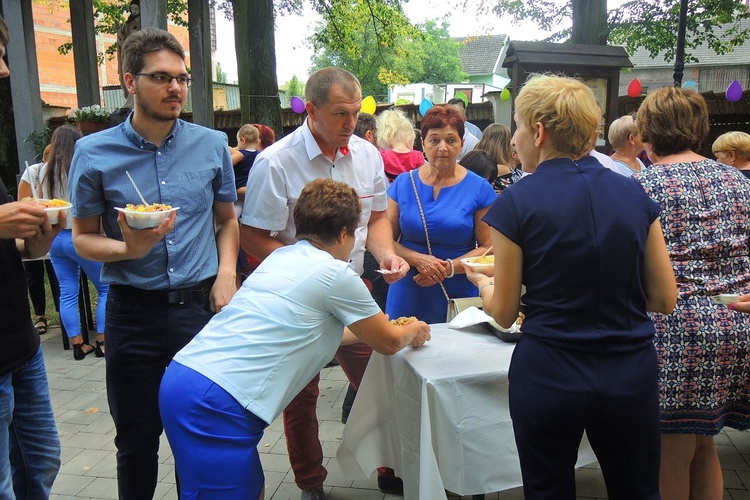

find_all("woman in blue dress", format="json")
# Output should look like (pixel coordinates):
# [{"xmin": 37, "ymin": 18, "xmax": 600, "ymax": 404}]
[{"xmin": 385, "ymin": 106, "xmax": 496, "ymax": 324}]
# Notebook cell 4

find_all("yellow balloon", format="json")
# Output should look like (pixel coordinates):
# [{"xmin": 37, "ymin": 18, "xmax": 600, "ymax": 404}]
[{"xmin": 361, "ymin": 96, "xmax": 377, "ymax": 115}]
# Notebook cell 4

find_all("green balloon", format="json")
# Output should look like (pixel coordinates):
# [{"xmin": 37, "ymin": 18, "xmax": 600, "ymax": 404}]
[
  {"xmin": 455, "ymin": 91, "xmax": 469, "ymax": 107},
  {"xmin": 500, "ymin": 88, "xmax": 511, "ymax": 102}
]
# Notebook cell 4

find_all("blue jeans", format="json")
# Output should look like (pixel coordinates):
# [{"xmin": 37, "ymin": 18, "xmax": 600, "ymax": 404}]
[
  {"xmin": 49, "ymin": 229, "xmax": 109, "ymax": 337},
  {"xmin": 0, "ymin": 346, "xmax": 61, "ymax": 499}
]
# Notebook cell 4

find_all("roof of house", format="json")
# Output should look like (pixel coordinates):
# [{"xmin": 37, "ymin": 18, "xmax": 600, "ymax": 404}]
[
  {"xmin": 455, "ymin": 34, "xmax": 509, "ymax": 76},
  {"xmin": 628, "ymin": 17, "xmax": 750, "ymax": 68}
]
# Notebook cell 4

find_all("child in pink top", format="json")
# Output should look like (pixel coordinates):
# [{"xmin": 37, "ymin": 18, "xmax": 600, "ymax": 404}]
[{"xmin": 376, "ymin": 109, "xmax": 425, "ymax": 182}]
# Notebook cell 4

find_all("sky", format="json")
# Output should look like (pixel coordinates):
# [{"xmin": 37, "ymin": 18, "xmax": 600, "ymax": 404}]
[{"xmin": 213, "ymin": 0, "xmax": 579, "ymax": 85}]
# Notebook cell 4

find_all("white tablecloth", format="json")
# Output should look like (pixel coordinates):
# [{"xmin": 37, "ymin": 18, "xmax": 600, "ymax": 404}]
[{"xmin": 336, "ymin": 324, "xmax": 597, "ymax": 499}]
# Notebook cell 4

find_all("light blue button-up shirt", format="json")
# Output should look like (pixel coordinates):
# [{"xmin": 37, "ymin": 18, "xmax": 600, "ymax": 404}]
[{"xmin": 69, "ymin": 116, "xmax": 236, "ymax": 290}]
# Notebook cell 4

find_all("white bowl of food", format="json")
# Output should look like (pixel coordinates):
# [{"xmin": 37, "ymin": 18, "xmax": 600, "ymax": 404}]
[
  {"xmin": 115, "ymin": 204, "xmax": 179, "ymax": 229},
  {"xmin": 461, "ymin": 255, "xmax": 495, "ymax": 272},
  {"xmin": 24, "ymin": 198, "xmax": 71, "ymax": 225}
]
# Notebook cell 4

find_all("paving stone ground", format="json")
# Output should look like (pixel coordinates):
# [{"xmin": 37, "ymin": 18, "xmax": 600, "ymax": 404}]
[{"xmin": 41, "ymin": 326, "xmax": 750, "ymax": 500}]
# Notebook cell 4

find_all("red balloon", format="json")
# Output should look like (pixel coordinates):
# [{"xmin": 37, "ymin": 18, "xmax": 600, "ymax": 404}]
[{"xmin": 627, "ymin": 78, "xmax": 642, "ymax": 98}]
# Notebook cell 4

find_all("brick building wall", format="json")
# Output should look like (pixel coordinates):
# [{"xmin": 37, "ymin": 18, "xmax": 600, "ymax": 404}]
[{"xmin": 32, "ymin": 3, "xmax": 191, "ymax": 111}]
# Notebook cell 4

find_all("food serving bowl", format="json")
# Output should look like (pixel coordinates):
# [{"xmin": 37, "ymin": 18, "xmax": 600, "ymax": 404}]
[
  {"xmin": 115, "ymin": 206, "xmax": 179, "ymax": 229},
  {"xmin": 28, "ymin": 199, "xmax": 71, "ymax": 225},
  {"xmin": 461, "ymin": 255, "xmax": 495, "ymax": 272}
]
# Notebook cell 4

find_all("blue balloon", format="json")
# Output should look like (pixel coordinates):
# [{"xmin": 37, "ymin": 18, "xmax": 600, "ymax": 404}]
[
  {"xmin": 682, "ymin": 80, "xmax": 697, "ymax": 90},
  {"xmin": 419, "ymin": 99, "xmax": 433, "ymax": 116}
]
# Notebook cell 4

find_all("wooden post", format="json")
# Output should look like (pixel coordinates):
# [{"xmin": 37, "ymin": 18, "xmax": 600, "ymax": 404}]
[
  {"xmin": 69, "ymin": 0, "xmax": 101, "ymax": 108},
  {"xmin": 140, "ymin": 0, "xmax": 167, "ymax": 30},
  {"xmin": 188, "ymin": 0, "xmax": 214, "ymax": 128},
  {"xmin": 2, "ymin": 0, "xmax": 43, "ymax": 175}
]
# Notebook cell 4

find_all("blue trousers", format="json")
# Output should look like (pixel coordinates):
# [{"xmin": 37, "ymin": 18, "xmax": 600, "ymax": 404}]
[
  {"xmin": 0, "ymin": 347, "xmax": 61, "ymax": 499},
  {"xmin": 509, "ymin": 335, "xmax": 661, "ymax": 500},
  {"xmin": 160, "ymin": 362, "xmax": 266, "ymax": 499},
  {"xmin": 105, "ymin": 287, "xmax": 214, "ymax": 500},
  {"xmin": 49, "ymin": 229, "xmax": 108, "ymax": 337}
]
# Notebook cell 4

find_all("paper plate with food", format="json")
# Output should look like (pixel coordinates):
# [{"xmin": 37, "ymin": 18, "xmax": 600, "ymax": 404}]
[
  {"xmin": 115, "ymin": 203, "xmax": 179, "ymax": 229},
  {"xmin": 23, "ymin": 197, "xmax": 71, "ymax": 224},
  {"xmin": 461, "ymin": 254, "xmax": 494, "ymax": 272}
]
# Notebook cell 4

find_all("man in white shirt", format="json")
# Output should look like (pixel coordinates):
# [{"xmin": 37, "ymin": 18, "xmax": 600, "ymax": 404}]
[
  {"xmin": 445, "ymin": 98, "xmax": 480, "ymax": 161},
  {"xmin": 241, "ymin": 67, "xmax": 408, "ymax": 500}
]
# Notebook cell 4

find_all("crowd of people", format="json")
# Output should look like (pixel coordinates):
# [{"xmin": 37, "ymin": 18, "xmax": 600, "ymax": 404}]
[{"xmin": 4, "ymin": 17, "xmax": 750, "ymax": 500}]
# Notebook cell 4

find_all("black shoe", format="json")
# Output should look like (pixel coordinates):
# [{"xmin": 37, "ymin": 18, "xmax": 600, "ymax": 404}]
[
  {"xmin": 73, "ymin": 343, "xmax": 93, "ymax": 361},
  {"xmin": 377, "ymin": 468, "xmax": 404, "ymax": 495},
  {"xmin": 94, "ymin": 340, "xmax": 105, "ymax": 358}
]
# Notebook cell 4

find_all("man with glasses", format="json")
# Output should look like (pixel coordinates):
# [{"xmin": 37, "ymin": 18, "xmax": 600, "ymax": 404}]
[{"xmin": 69, "ymin": 28, "xmax": 238, "ymax": 499}]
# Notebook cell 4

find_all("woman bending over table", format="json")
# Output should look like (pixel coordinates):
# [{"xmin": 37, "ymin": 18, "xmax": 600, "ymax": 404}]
[
  {"xmin": 466, "ymin": 74, "xmax": 676, "ymax": 500},
  {"xmin": 385, "ymin": 106, "xmax": 496, "ymax": 324},
  {"xmin": 634, "ymin": 87, "xmax": 750, "ymax": 500},
  {"xmin": 159, "ymin": 179, "xmax": 430, "ymax": 500}
]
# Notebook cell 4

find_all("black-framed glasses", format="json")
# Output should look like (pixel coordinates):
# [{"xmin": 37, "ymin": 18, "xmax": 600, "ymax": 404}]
[{"xmin": 136, "ymin": 72, "xmax": 192, "ymax": 87}]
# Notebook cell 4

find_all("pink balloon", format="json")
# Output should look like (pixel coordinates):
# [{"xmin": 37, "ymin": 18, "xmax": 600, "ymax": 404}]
[
  {"xmin": 627, "ymin": 78, "xmax": 641, "ymax": 98},
  {"xmin": 290, "ymin": 96, "xmax": 306, "ymax": 113},
  {"xmin": 726, "ymin": 80, "xmax": 743, "ymax": 103}
]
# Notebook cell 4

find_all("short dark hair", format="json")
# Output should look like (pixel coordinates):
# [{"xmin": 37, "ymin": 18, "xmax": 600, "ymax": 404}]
[
  {"xmin": 636, "ymin": 86, "xmax": 709, "ymax": 157},
  {"xmin": 294, "ymin": 179, "xmax": 361, "ymax": 246},
  {"xmin": 420, "ymin": 106, "xmax": 465, "ymax": 141},
  {"xmin": 305, "ymin": 67, "xmax": 361, "ymax": 107},
  {"xmin": 354, "ymin": 113, "xmax": 377, "ymax": 140},
  {"xmin": 461, "ymin": 149, "xmax": 498, "ymax": 182},
  {"xmin": 0, "ymin": 15, "xmax": 8, "ymax": 46},
  {"xmin": 446, "ymin": 97, "xmax": 466, "ymax": 109},
  {"xmin": 121, "ymin": 27, "xmax": 185, "ymax": 76}
]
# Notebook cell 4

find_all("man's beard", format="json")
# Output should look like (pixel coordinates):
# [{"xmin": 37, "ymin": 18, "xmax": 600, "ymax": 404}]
[{"xmin": 136, "ymin": 94, "xmax": 183, "ymax": 122}]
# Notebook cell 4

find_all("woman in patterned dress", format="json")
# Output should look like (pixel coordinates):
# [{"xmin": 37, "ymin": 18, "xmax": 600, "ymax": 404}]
[{"xmin": 634, "ymin": 87, "xmax": 750, "ymax": 500}]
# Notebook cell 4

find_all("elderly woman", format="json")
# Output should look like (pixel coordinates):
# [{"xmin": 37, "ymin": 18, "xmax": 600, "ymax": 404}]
[
  {"xmin": 376, "ymin": 108, "xmax": 425, "ymax": 182},
  {"xmin": 385, "ymin": 106, "xmax": 496, "ymax": 324},
  {"xmin": 712, "ymin": 131, "xmax": 750, "ymax": 178},
  {"xmin": 634, "ymin": 87, "xmax": 750, "ymax": 500},
  {"xmin": 608, "ymin": 114, "xmax": 646, "ymax": 176},
  {"xmin": 466, "ymin": 75, "xmax": 676, "ymax": 499},
  {"xmin": 159, "ymin": 179, "xmax": 430, "ymax": 499}
]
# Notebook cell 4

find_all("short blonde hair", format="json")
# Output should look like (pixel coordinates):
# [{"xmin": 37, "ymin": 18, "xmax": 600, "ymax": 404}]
[
  {"xmin": 237, "ymin": 123, "xmax": 259, "ymax": 144},
  {"xmin": 514, "ymin": 75, "xmax": 599, "ymax": 157},
  {"xmin": 636, "ymin": 86, "xmax": 708, "ymax": 157},
  {"xmin": 608, "ymin": 115, "xmax": 638, "ymax": 150},
  {"xmin": 376, "ymin": 109, "xmax": 415, "ymax": 149},
  {"xmin": 712, "ymin": 131, "xmax": 750, "ymax": 161}
]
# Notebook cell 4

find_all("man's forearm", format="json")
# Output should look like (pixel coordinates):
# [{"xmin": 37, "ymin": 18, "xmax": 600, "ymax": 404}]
[
  {"xmin": 215, "ymin": 217, "xmax": 239, "ymax": 277},
  {"xmin": 73, "ymin": 232, "xmax": 131, "ymax": 263},
  {"xmin": 240, "ymin": 224, "xmax": 285, "ymax": 261},
  {"xmin": 366, "ymin": 215, "xmax": 397, "ymax": 263}
]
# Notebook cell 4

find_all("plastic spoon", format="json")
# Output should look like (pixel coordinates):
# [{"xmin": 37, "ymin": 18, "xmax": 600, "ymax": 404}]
[{"xmin": 125, "ymin": 171, "xmax": 149, "ymax": 206}]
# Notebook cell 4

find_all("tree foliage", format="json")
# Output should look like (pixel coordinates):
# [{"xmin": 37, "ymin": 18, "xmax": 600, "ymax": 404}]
[
  {"xmin": 215, "ymin": 61, "xmax": 228, "ymax": 83},
  {"xmin": 34, "ymin": 0, "xmax": 190, "ymax": 62},
  {"xmin": 490, "ymin": 0, "xmax": 750, "ymax": 63},
  {"xmin": 310, "ymin": 9, "xmax": 466, "ymax": 100},
  {"xmin": 285, "ymin": 75, "xmax": 304, "ymax": 98}
]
